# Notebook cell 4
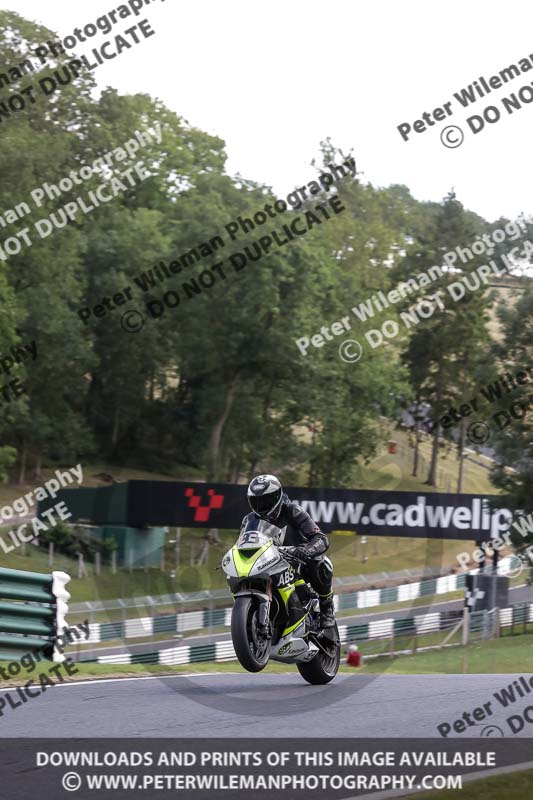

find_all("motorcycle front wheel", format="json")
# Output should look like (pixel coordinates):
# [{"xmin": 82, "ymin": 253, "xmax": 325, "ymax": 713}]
[{"xmin": 231, "ymin": 595, "xmax": 271, "ymax": 672}]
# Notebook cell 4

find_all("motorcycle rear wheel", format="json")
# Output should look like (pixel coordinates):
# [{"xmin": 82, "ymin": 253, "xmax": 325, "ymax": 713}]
[
  {"xmin": 231, "ymin": 596, "xmax": 271, "ymax": 673},
  {"xmin": 297, "ymin": 623, "xmax": 340, "ymax": 685}
]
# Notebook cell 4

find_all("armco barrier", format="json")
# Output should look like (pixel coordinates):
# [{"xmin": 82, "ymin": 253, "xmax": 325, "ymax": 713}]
[
  {"xmin": 336, "ymin": 572, "xmax": 467, "ymax": 610},
  {"xmin": 68, "ymin": 567, "xmax": 455, "ymax": 616},
  {"xmin": 83, "ymin": 607, "xmax": 233, "ymax": 644},
  {"xmin": 82, "ymin": 602, "xmax": 533, "ymax": 666},
  {"xmin": 81, "ymin": 573, "xmax": 467, "ymax": 645},
  {"xmin": 0, "ymin": 567, "xmax": 71, "ymax": 662}
]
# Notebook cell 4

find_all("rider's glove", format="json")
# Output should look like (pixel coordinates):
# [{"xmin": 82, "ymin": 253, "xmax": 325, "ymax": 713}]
[
  {"xmin": 296, "ymin": 535, "xmax": 328, "ymax": 560},
  {"xmin": 291, "ymin": 545, "xmax": 311, "ymax": 561}
]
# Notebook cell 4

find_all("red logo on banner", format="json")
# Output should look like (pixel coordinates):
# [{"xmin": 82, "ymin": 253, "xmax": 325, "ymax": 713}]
[{"xmin": 184, "ymin": 488, "xmax": 224, "ymax": 522}]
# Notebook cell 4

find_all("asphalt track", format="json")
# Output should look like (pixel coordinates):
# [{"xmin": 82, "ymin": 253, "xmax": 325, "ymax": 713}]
[
  {"xmin": 1, "ymin": 673, "xmax": 532, "ymax": 738},
  {"xmin": 77, "ymin": 583, "xmax": 533, "ymax": 661}
]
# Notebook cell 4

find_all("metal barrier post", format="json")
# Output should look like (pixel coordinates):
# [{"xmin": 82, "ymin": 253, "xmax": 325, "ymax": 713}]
[
  {"xmin": 462, "ymin": 606, "xmax": 470, "ymax": 646},
  {"xmin": 0, "ymin": 567, "xmax": 70, "ymax": 662}
]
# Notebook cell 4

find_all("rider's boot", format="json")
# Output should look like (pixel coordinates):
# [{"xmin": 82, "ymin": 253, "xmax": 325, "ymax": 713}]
[{"xmin": 318, "ymin": 592, "xmax": 336, "ymax": 628}]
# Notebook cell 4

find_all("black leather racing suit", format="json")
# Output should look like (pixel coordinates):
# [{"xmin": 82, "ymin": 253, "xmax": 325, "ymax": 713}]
[{"xmin": 241, "ymin": 494, "xmax": 334, "ymax": 606}]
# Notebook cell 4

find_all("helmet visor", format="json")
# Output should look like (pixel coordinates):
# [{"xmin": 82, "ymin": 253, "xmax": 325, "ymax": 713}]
[{"xmin": 248, "ymin": 488, "xmax": 282, "ymax": 517}]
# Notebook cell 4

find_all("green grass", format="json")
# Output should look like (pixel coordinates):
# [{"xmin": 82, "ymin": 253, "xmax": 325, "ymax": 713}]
[
  {"xmin": 1, "ymin": 632, "xmax": 531, "ymax": 686},
  {"xmin": 0, "ymin": 524, "xmax": 467, "ymax": 604},
  {"xmin": 402, "ymin": 769, "xmax": 533, "ymax": 800},
  {"xmin": 358, "ymin": 632, "xmax": 533, "ymax": 674},
  {"xmin": 0, "ymin": 659, "xmax": 298, "ymax": 687},
  {"xmin": 76, "ymin": 631, "xmax": 533, "ymax": 677},
  {"xmin": 352, "ymin": 435, "xmax": 494, "ymax": 496}
]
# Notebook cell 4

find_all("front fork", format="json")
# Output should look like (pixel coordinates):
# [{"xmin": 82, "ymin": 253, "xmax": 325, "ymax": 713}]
[
  {"xmin": 257, "ymin": 580, "xmax": 272, "ymax": 636},
  {"xmin": 232, "ymin": 582, "xmax": 272, "ymax": 639}
]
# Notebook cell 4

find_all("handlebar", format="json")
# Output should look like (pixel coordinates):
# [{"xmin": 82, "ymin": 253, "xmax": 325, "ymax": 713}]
[{"xmin": 278, "ymin": 546, "xmax": 306, "ymax": 563}]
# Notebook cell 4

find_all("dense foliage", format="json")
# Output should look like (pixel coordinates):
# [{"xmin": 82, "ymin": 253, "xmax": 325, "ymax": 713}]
[{"xmin": 0, "ymin": 12, "xmax": 531, "ymax": 508}]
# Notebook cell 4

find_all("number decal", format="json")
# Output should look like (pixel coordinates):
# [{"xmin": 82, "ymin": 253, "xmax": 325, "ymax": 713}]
[{"xmin": 240, "ymin": 531, "xmax": 259, "ymax": 545}]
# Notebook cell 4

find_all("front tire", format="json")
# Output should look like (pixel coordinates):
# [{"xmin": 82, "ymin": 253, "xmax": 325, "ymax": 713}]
[
  {"xmin": 297, "ymin": 623, "xmax": 340, "ymax": 685},
  {"xmin": 231, "ymin": 596, "xmax": 271, "ymax": 673}
]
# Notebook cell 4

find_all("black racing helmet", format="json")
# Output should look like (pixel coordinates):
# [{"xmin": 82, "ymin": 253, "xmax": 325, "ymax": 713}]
[{"xmin": 247, "ymin": 474, "xmax": 283, "ymax": 521}]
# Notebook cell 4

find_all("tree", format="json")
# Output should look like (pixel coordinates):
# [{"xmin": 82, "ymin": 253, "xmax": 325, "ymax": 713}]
[
  {"xmin": 490, "ymin": 285, "xmax": 533, "ymax": 552},
  {"xmin": 393, "ymin": 192, "xmax": 492, "ymax": 488}
]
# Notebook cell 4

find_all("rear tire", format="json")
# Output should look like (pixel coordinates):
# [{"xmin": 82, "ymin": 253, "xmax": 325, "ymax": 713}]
[
  {"xmin": 231, "ymin": 596, "xmax": 271, "ymax": 673},
  {"xmin": 297, "ymin": 623, "xmax": 340, "ymax": 685}
]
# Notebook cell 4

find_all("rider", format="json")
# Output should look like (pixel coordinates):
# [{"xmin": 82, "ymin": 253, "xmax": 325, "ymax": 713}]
[{"xmin": 243, "ymin": 474, "xmax": 336, "ymax": 628}]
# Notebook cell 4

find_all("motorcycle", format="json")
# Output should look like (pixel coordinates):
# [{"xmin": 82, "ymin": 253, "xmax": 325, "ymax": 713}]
[{"xmin": 221, "ymin": 516, "xmax": 340, "ymax": 684}]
